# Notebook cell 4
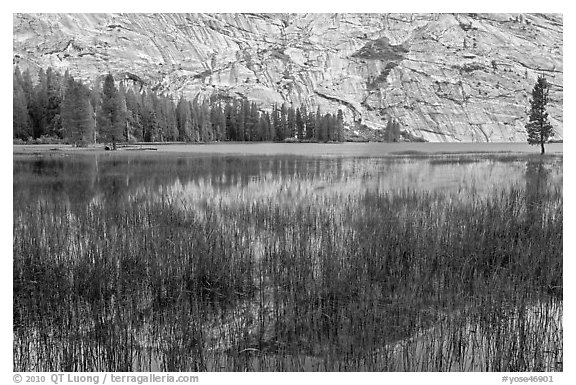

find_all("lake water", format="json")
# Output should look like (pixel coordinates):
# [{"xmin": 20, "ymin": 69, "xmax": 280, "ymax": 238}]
[
  {"xmin": 12, "ymin": 143, "xmax": 563, "ymax": 371},
  {"xmin": 13, "ymin": 143, "xmax": 563, "ymax": 208}
]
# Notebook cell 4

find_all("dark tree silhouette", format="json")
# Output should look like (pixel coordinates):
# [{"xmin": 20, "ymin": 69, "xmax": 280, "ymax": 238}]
[
  {"xmin": 97, "ymin": 74, "xmax": 124, "ymax": 150},
  {"xmin": 14, "ymin": 65, "xmax": 347, "ymax": 145},
  {"xmin": 61, "ymin": 76, "xmax": 94, "ymax": 146},
  {"xmin": 526, "ymin": 75, "xmax": 554, "ymax": 154},
  {"xmin": 13, "ymin": 68, "xmax": 31, "ymax": 140}
]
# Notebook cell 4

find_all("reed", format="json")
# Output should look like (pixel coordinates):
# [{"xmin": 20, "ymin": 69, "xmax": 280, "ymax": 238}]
[{"xmin": 13, "ymin": 154, "xmax": 562, "ymax": 371}]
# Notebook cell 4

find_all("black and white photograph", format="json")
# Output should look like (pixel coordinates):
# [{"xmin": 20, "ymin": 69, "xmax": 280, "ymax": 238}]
[{"xmin": 8, "ymin": 3, "xmax": 566, "ymax": 381}]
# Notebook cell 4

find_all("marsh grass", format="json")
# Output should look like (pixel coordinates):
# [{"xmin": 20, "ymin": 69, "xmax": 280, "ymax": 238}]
[{"xmin": 13, "ymin": 154, "xmax": 562, "ymax": 371}]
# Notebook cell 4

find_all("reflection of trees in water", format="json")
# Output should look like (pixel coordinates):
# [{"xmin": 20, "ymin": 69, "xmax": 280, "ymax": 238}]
[
  {"xmin": 14, "ymin": 155, "xmax": 348, "ymax": 209},
  {"xmin": 14, "ymin": 156, "xmax": 98, "ymax": 209},
  {"xmin": 525, "ymin": 159, "xmax": 551, "ymax": 225},
  {"xmin": 524, "ymin": 159, "xmax": 562, "ymax": 299},
  {"xmin": 16, "ymin": 156, "xmax": 561, "ymax": 217}
]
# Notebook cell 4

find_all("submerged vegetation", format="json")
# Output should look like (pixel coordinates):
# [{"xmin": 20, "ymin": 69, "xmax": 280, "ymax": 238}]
[{"xmin": 13, "ymin": 153, "xmax": 562, "ymax": 371}]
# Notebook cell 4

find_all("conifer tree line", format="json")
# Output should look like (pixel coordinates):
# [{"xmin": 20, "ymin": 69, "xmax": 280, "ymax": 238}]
[{"xmin": 13, "ymin": 66, "xmax": 346, "ymax": 146}]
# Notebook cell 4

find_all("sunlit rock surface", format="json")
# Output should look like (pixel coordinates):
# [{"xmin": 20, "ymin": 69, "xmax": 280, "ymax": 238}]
[{"xmin": 13, "ymin": 13, "xmax": 563, "ymax": 142}]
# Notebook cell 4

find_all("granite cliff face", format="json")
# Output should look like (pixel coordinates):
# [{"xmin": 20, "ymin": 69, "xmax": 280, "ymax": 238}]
[{"xmin": 13, "ymin": 13, "xmax": 563, "ymax": 142}]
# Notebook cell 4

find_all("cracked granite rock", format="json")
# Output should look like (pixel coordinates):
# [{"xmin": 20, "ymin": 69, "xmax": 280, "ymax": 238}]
[{"xmin": 13, "ymin": 13, "xmax": 563, "ymax": 142}]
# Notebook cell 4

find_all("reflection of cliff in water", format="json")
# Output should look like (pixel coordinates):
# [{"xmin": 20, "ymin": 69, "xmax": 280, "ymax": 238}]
[{"xmin": 13, "ymin": 154, "xmax": 563, "ymax": 217}]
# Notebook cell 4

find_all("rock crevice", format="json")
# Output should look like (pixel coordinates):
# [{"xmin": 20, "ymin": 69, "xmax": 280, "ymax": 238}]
[{"xmin": 13, "ymin": 13, "xmax": 563, "ymax": 142}]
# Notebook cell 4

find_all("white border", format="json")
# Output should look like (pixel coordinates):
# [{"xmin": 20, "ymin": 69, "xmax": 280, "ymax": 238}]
[{"xmin": 3, "ymin": 4, "xmax": 571, "ymax": 384}]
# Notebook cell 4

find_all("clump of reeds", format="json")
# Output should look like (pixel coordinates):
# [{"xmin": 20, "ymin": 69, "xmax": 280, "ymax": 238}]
[{"xmin": 13, "ymin": 155, "xmax": 562, "ymax": 371}]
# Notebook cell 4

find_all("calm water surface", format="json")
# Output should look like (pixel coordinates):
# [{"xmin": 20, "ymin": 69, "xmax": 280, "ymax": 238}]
[
  {"xmin": 13, "ymin": 143, "xmax": 563, "ymax": 208},
  {"xmin": 153, "ymin": 142, "xmax": 564, "ymax": 155}
]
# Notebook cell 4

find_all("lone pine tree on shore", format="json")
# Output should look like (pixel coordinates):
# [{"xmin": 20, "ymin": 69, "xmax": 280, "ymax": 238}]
[{"xmin": 526, "ymin": 75, "xmax": 554, "ymax": 154}]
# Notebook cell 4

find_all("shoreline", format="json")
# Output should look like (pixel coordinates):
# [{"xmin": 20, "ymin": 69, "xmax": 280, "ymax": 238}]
[{"xmin": 13, "ymin": 142, "xmax": 563, "ymax": 158}]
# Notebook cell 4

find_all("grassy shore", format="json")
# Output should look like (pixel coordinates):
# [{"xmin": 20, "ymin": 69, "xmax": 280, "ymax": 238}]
[{"xmin": 13, "ymin": 141, "xmax": 564, "ymax": 157}]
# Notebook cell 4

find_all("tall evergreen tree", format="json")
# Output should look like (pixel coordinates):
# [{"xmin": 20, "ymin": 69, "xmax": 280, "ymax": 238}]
[
  {"xmin": 224, "ymin": 102, "xmax": 235, "ymax": 141},
  {"xmin": 295, "ymin": 107, "xmax": 304, "ymax": 140},
  {"xmin": 117, "ymin": 84, "xmax": 130, "ymax": 141},
  {"xmin": 176, "ymin": 96, "xmax": 193, "ymax": 142},
  {"xmin": 306, "ymin": 110, "xmax": 316, "ymax": 140},
  {"xmin": 336, "ymin": 109, "xmax": 345, "ymax": 142},
  {"xmin": 61, "ymin": 77, "xmax": 94, "ymax": 146},
  {"xmin": 279, "ymin": 104, "xmax": 288, "ymax": 141},
  {"xmin": 165, "ymin": 98, "xmax": 179, "ymax": 141},
  {"xmin": 125, "ymin": 88, "xmax": 142, "ymax": 141},
  {"xmin": 20, "ymin": 69, "xmax": 34, "ymax": 108},
  {"xmin": 141, "ymin": 91, "xmax": 160, "ymax": 142},
  {"xmin": 526, "ymin": 75, "xmax": 554, "ymax": 154},
  {"xmin": 248, "ymin": 102, "xmax": 260, "ymax": 141},
  {"xmin": 211, "ymin": 103, "xmax": 227, "ymax": 141},
  {"xmin": 325, "ymin": 113, "xmax": 335, "ymax": 141},
  {"xmin": 31, "ymin": 68, "xmax": 48, "ymax": 138},
  {"xmin": 200, "ymin": 100, "xmax": 213, "ymax": 142},
  {"xmin": 236, "ymin": 100, "xmax": 247, "ymax": 141},
  {"xmin": 96, "ymin": 73, "xmax": 124, "ymax": 149},
  {"xmin": 45, "ymin": 67, "xmax": 63, "ymax": 138},
  {"xmin": 189, "ymin": 100, "xmax": 200, "ymax": 142},
  {"xmin": 287, "ymin": 105, "xmax": 296, "ymax": 139},
  {"xmin": 385, "ymin": 117, "xmax": 401, "ymax": 142},
  {"xmin": 271, "ymin": 105, "xmax": 282, "ymax": 141},
  {"xmin": 13, "ymin": 68, "xmax": 31, "ymax": 140},
  {"xmin": 315, "ymin": 107, "xmax": 323, "ymax": 141},
  {"xmin": 264, "ymin": 111, "xmax": 274, "ymax": 141}
]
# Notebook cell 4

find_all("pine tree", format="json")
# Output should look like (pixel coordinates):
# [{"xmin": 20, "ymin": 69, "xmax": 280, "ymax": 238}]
[
  {"xmin": 165, "ymin": 98, "xmax": 179, "ymax": 141},
  {"xmin": 31, "ymin": 68, "xmax": 48, "ymax": 138},
  {"xmin": 287, "ymin": 105, "xmax": 296, "ymax": 139},
  {"xmin": 217, "ymin": 104, "xmax": 227, "ymax": 141},
  {"xmin": 247, "ymin": 102, "xmax": 260, "ymax": 141},
  {"xmin": 198, "ymin": 100, "xmax": 212, "ymax": 142},
  {"xmin": 271, "ymin": 105, "xmax": 282, "ymax": 141},
  {"xmin": 96, "ymin": 73, "xmax": 124, "ymax": 149},
  {"xmin": 306, "ymin": 110, "xmax": 316, "ymax": 140},
  {"xmin": 117, "ymin": 84, "xmax": 130, "ymax": 141},
  {"xmin": 315, "ymin": 107, "xmax": 323, "ymax": 141},
  {"xmin": 295, "ymin": 108, "xmax": 304, "ymax": 140},
  {"xmin": 526, "ymin": 75, "xmax": 554, "ymax": 154},
  {"xmin": 125, "ymin": 88, "xmax": 142, "ymax": 141},
  {"xmin": 61, "ymin": 77, "xmax": 94, "ymax": 146},
  {"xmin": 279, "ymin": 104, "xmax": 288, "ymax": 141},
  {"xmin": 325, "ymin": 113, "xmax": 335, "ymax": 141},
  {"xmin": 237, "ymin": 100, "xmax": 247, "ymax": 141},
  {"xmin": 210, "ymin": 103, "xmax": 220, "ymax": 141},
  {"xmin": 385, "ymin": 118, "xmax": 401, "ymax": 142},
  {"xmin": 13, "ymin": 68, "xmax": 31, "ymax": 140},
  {"xmin": 336, "ymin": 109, "xmax": 345, "ymax": 142},
  {"xmin": 262, "ymin": 112, "xmax": 273, "ymax": 141},
  {"xmin": 318, "ymin": 115, "xmax": 328, "ymax": 142},
  {"xmin": 176, "ymin": 96, "xmax": 193, "ymax": 142},
  {"xmin": 20, "ymin": 69, "xmax": 34, "ymax": 109},
  {"xmin": 45, "ymin": 67, "xmax": 63, "ymax": 138},
  {"xmin": 225, "ymin": 102, "xmax": 236, "ymax": 140},
  {"xmin": 141, "ymin": 92, "xmax": 160, "ymax": 142},
  {"xmin": 189, "ymin": 100, "xmax": 200, "ymax": 142}
]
